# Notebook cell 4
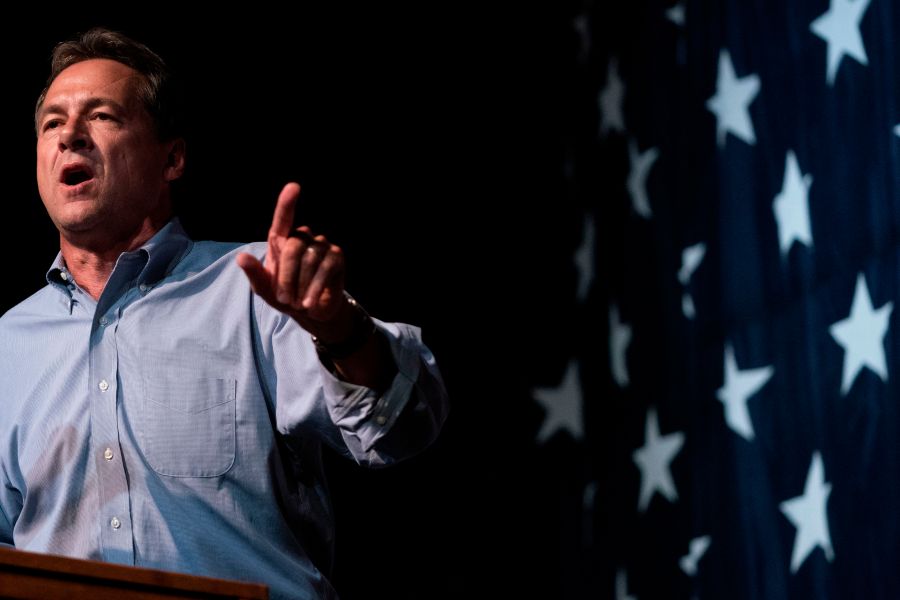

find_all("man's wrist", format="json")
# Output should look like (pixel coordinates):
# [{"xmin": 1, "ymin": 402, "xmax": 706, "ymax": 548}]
[{"xmin": 311, "ymin": 294, "xmax": 377, "ymax": 360}]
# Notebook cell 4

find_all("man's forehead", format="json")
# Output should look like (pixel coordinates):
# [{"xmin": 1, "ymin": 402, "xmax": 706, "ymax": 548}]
[{"xmin": 45, "ymin": 58, "xmax": 141, "ymax": 102}]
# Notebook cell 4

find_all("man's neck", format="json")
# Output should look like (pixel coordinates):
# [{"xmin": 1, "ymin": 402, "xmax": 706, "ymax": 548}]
[{"xmin": 59, "ymin": 219, "xmax": 167, "ymax": 300}]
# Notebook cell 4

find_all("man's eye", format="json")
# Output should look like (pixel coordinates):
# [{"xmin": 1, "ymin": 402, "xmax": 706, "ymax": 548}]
[
  {"xmin": 44, "ymin": 120, "xmax": 61, "ymax": 131},
  {"xmin": 93, "ymin": 113, "xmax": 112, "ymax": 121}
]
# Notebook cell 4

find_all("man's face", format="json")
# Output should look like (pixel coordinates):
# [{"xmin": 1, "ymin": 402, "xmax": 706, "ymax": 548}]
[{"xmin": 36, "ymin": 58, "xmax": 177, "ymax": 243}]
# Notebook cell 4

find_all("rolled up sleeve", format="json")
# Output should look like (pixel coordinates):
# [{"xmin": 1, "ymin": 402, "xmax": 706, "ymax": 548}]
[
  {"xmin": 253, "ymin": 288, "xmax": 448, "ymax": 467},
  {"xmin": 319, "ymin": 320, "xmax": 448, "ymax": 465}
]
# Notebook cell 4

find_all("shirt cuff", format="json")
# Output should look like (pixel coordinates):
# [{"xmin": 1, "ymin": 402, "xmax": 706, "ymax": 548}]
[{"xmin": 318, "ymin": 319, "xmax": 423, "ymax": 450}]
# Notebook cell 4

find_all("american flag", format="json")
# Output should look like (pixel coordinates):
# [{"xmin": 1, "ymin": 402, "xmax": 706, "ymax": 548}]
[{"xmin": 527, "ymin": 0, "xmax": 900, "ymax": 597}]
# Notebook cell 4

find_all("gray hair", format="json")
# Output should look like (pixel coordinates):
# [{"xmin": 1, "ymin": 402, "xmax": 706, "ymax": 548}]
[{"xmin": 34, "ymin": 27, "xmax": 183, "ymax": 141}]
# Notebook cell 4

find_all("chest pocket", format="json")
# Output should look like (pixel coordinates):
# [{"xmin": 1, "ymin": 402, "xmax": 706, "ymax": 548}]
[{"xmin": 139, "ymin": 376, "xmax": 236, "ymax": 477}]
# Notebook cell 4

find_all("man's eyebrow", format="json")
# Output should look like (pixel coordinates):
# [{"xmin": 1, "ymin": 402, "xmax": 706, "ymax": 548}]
[{"xmin": 38, "ymin": 97, "xmax": 128, "ymax": 121}]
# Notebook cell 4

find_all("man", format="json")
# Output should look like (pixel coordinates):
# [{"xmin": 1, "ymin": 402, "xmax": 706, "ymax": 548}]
[{"xmin": 0, "ymin": 28, "xmax": 448, "ymax": 600}]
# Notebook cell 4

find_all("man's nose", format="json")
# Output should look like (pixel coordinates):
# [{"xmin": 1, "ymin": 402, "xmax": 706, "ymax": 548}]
[{"xmin": 58, "ymin": 121, "xmax": 92, "ymax": 152}]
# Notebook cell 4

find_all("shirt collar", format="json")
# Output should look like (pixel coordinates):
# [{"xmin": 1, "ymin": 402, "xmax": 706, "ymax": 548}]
[
  {"xmin": 45, "ymin": 218, "xmax": 193, "ymax": 292},
  {"xmin": 136, "ymin": 218, "xmax": 193, "ymax": 286}
]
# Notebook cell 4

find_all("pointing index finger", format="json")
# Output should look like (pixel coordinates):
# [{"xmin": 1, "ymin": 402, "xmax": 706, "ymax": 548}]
[{"xmin": 270, "ymin": 182, "xmax": 302, "ymax": 237}]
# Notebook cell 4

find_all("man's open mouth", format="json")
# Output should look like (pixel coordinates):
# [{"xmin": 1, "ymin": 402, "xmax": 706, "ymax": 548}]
[{"xmin": 60, "ymin": 164, "xmax": 95, "ymax": 186}]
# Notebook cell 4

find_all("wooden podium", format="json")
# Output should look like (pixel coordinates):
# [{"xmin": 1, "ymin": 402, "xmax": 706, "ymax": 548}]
[{"xmin": 0, "ymin": 547, "xmax": 268, "ymax": 599}]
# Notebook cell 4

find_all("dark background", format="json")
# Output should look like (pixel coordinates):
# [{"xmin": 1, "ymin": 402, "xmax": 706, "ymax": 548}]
[{"xmin": 3, "ymin": 5, "xmax": 593, "ymax": 599}]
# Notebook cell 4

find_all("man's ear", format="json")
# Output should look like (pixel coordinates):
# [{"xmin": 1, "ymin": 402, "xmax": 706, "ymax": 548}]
[{"xmin": 163, "ymin": 138, "xmax": 186, "ymax": 182}]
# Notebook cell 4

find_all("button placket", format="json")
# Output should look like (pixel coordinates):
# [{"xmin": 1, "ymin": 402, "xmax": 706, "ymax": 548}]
[{"xmin": 90, "ymin": 292, "xmax": 134, "ymax": 564}]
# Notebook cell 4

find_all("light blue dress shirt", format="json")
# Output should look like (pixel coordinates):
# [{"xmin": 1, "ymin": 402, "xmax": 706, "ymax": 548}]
[{"xmin": 0, "ymin": 220, "xmax": 448, "ymax": 600}]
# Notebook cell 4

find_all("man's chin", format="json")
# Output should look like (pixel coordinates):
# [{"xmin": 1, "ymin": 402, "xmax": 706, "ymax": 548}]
[{"xmin": 53, "ymin": 211, "xmax": 106, "ymax": 237}]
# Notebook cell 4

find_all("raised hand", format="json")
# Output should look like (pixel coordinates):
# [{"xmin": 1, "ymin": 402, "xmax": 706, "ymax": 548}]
[{"xmin": 237, "ymin": 183, "xmax": 351, "ymax": 340}]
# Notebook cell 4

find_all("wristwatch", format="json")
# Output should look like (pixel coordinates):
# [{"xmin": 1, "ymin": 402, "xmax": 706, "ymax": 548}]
[{"xmin": 311, "ymin": 294, "xmax": 377, "ymax": 359}]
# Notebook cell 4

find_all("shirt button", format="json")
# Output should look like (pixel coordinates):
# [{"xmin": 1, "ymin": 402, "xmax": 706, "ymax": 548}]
[
  {"xmin": 98, "ymin": 380, "xmax": 109, "ymax": 392},
  {"xmin": 60, "ymin": 271, "xmax": 69, "ymax": 281},
  {"xmin": 375, "ymin": 415, "xmax": 387, "ymax": 425},
  {"xmin": 110, "ymin": 517, "xmax": 121, "ymax": 530},
  {"xmin": 104, "ymin": 448, "xmax": 114, "ymax": 461},
  {"xmin": 99, "ymin": 316, "xmax": 109, "ymax": 326},
  {"xmin": 139, "ymin": 283, "xmax": 150, "ymax": 293}
]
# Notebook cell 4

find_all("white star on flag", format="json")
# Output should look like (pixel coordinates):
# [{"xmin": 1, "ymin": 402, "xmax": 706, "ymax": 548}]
[
  {"xmin": 599, "ymin": 59, "xmax": 626, "ymax": 135},
  {"xmin": 706, "ymin": 49, "xmax": 760, "ymax": 147},
  {"xmin": 779, "ymin": 452, "xmax": 834, "ymax": 573},
  {"xmin": 627, "ymin": 140, "xmax": 659, "ymax": 218},
  {"xmin": 572, "ymin": 13, "xmax": 591, "ymax": 63},
  {"xmin": 666, "ymin": 2, "xmax": 685, "ymax": 27},
  {"xmin": 574, "ymin": 213, "xmax": 595, "ymax": 302},
  {"xmin": 680, "ymin": 535, "xmax": 711, "ymax": 576},
  {"xmin": 829, "ymin": 273, "xmax": 894, "ymax": 394},
  {"xmin": 678, "ymin": 244, "xmax": 706, "ymax": 287},
  {"xmin": 633, "ymin": 408, "xmax": 684, "ymax": 512},
  {"xmin": 716, "ymin": 344, "xmax": 774, "ymax": 441},
  {"xmin": 810, "ymin": 0, "xmax": 872, "ymax": 85},
  {"xmin": 679, "ymin": 243, "xmax": 706, "ymax": 319},
  {"xmin": 609, "ymin": 304, "xmax": 632, "ymax": 387},
  {"xmin": 773, "ymin": 150, "xmax": 814, "ymax": 257},
  {"xmin": 533, "ymin": 360, "xmax": 583, "ymax": 443},
  {"xmin": 616, "ymin": 568, "xmax": 636, "ymax": 600}
]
